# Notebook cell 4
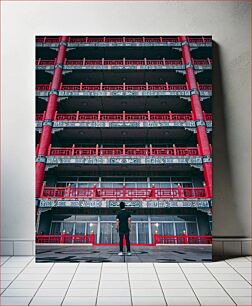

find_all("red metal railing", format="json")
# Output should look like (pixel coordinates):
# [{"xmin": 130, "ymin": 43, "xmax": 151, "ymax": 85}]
[
  {"xmin": 36, "ymin": 233, "xmax": 211, "ymax": 245},
  {"xmin": 35, "ymin": 58, "xmax": 212, "ymax": 66},
  {"xmin": 154, "ymin": 233, "xmax": 212, "ymax": 244},
  {"xmin": 46, "ymin": 145, "xmax": 199, "ymax": 157},
  {"xmin": 36, "ymin": 233, "xmax": 95, "ymax": 244},
  {"xmin": 40, "ymin": 185, "xmax": 209, "ymax": 199},
  {"xmin": 36, "ymin": 83, "xmax": 212, "ymax": 91},
  {"xmin": 36, "ymin": 111, "xmax": 212, "ymax": 122},
  {"xmin": 36, "ymin": 36, "xmax": 212, "ymax": 44}
]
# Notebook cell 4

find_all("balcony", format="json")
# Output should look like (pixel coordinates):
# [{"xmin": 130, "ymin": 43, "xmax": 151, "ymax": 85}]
[
  {"xmin": 40, "ymin": 185, "xmax": 209, "ymax": 200},
  {"xmin": 36, "ymin": 58, "xmax": 212, "ymax": 71},
  {"xmin": 35, "ymin": 111, "xmax": 212, "ymax": 133},
  {"xmin": 36, "ymin": 82, "xmax": 212, "ymax": 99},
  {"xmin": 36, "ymin": 36, "xmax": 212, "ymax": 48},
  {"xmin": 36, "ymin": 145, "xmax": 211, "ymax": 168}
]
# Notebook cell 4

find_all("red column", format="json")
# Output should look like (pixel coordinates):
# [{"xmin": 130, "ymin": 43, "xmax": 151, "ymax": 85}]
[
  {"xmin": 35, "ymin": 36, "xmax": 68, "ymax": 210},
  {"xmin": 179, "ymin": 36, "xmax": 212, "ymax": 197}
]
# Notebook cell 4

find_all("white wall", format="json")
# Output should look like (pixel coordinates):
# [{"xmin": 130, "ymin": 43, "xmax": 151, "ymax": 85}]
[{"xmin": 1, "ymin": 1, "xmax": 251, "ymax": 256}]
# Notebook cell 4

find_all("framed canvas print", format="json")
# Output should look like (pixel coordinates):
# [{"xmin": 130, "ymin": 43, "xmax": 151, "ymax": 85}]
[{"xmin": 35, "ymin": 35, "xmax": 212, "ymax": 262}]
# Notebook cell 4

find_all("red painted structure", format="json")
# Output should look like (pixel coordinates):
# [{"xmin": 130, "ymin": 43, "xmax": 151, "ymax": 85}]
[
  {"xmin": 36, "ymin": 233, "xmax": 211, "ymax": 245},
  {"xmin": 36, "ymin": 83, "xmax": 212, "ymax": 91},
  {"xmin": 36, "ymin": 111, "xmax": 212, "ymax": 122},
  {"xmin": 179, "ymin": 35, "xmax": 212, "ymax": 198},
  {"xmin": 35, "ymin": 36, "xmax": 68, "ymax": 200},
  {"xmin": 41, "ymin": 145, "xmax": 201, "ymax": 157},
  {"xmin": 36, "ymin": 58, "xmax": 212, "ymax": 66},
  {"xmin": 40, "ymin": 185, "xmax": 210, "ymax": 199},
  {"xmin": 36, "ymin": 36, "xmax": 212, "ymax": 44}
]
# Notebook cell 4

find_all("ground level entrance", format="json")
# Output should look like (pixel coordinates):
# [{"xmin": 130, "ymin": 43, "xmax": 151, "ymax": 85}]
[{"xmin": 38, "ymin": 208, "xmax": 211, "ymax": 245}]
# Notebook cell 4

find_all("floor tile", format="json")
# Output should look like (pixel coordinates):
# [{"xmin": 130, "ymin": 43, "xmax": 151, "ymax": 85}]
[
  {"xmin": 158, "ymin": 273, "xmax": 187, "ymax": 280},
  {"xmin": 163, "ymin": 288, "xmax": 195, "ymax": 296},
  {"xmin": 7, "ymin": 256, "xmax": 33, "ymax": 262},
  {"xmin": 0, "ymin": 280, "xmax": 13, "ymax": 289},
  {"xmin": 183, "ymin": 273, "xmax": 215, "ymax": 281},
  {"xmin": 160, "ymin": 280, "xmax": 191, "ymax": 288},
  {"xmin": 130, "ymin": 281, "xmax": 160, "ymax": 288},
  {"xmin": 62, "ymin": 296, "xmax": 96, "ymax": 305},
  {"xmin": 45, "ymin": 273, "xmax": 73, "ymax": 281},
  {"xmin": 207, "ymin": 267, "xmax": 237, "ymax": 274},
  {"xmin": 128, "ymin": 268, "xmax": 155, "ymax": 274},
  {"xmin": 66, "ymin": 288, "xmax": 98, "ymax": 296},
  {"xmin": 99, "ymin": 281, "xmax": 129, "ymax": 288},
  {"xmin": 35, "ymin": 287, "xmax": 68, "ymax": 296},
  {"xmin": 27, "ymin": 262, "xmax": 54, "ymax": 268},
  {"xmin": 98, "ymin": 288, "xmax": 130, "ymax": 296},
  {"xmin": 0, "ymin": 296, "xmax": 32, "ymax": 305},
  {"xmin": 15, "ymin": 273, "xmax": 46, "ymax": 281},
  {"xmin": 165, "ymin": 296, "xmax": 200, "ymax": 305},
  {"xmin": 22, "ymin": 267, "xmax": 50, "ymax": 274},
  {"xmin": 188, "ymin": 280, "xmax": 222, "ymax": 288},
  {"xmin": 50, "ymin": 267, "xmax": 77, "ymax": 273},
  {"xmin": 219, "ymin": 280, "xmax": 252, "ymax": 288},
  {"xmin": 132, "ymin": 296, "xmax": 166, "ymax": 305},
  {"xmin": 30, "ymin": 296, "xmax": 64, "ymax": 305},
  {"xmin": 131, "ymin": 288, "xmax": 163, "ymax": 296},
  {"xmin": 234, "ymin": 267, "xmax": 252, "ymax": 274},
  {"xmin": 194, "ymin": 288, "xmax": 228, "ymax": 296},
  {"xmin": 129, "ymin": 274, "xmax": 158, "ymax": 281},
  {"xmin": 204, "ymin": 261, "xmax": 230, "ymax": 267},
  {"xmin": 241, "ymin": 274, "xmax": 252, "ymax": 283},
  {"xmin": 70, "ymin": 280, "xmax": 99, "ymax": 288},
  {"xmin": 181, "ymin": 267, "xmax": 209, "ymax": 274},
  {"xmin": 232, "ymin": 296, "xmax": 252, "ymax": 305},
  {"xmin": 97, "ymin": 296, "xmax": 132, "ymax": 305},
  {"xmin": 156, "ymin": 268, "xmax": 182, "ymax": 274},
  {"xmin": 73, "ymin": 273, "xmax": 100, "ymax": 281},
  {"xmin": 1, "ymin": 288, "xmax": 37, "ymax": 296},
  {"xmin": 101, "ymin": 273, "xmax": 128, "ymax": 280},
  {"xmin": 1, "ymin": 267, "xmax": 24, "ymax": 274},
  {"xmin": 225, "ymin": 288, "xmax": 252, "ymax": 296},
  {"xmin": 8, "ymin": 280, "xmax": 42, "ymax": 289},
  {"xmin": 1, "ymin": 274, "xmax": 18, "ymax": 281},
  {"xmin": 214, "ymin": 273, "xmax": 246, "ymax": 281},
  {"xmin": 197, "ymin": 296, "xmax": 236, "ymax": 305},
  {"xmin": 40, "ymin": 280, "xmax": 71, "ymax": 288},
  {"xmin": 2, "ymin": 262, "xmax": 28, "ymax": 268}
]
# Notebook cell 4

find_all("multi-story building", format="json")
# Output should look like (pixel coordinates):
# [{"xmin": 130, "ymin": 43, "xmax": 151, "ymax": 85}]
[{"xmin": 35, "ymin": 36, "xmax": 212, "ymax": 245}]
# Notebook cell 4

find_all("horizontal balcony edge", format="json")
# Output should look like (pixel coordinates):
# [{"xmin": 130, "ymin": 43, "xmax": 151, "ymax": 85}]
[{"xmin": 37, "ymin": 198, "xmax": 212, "ymax": 208}]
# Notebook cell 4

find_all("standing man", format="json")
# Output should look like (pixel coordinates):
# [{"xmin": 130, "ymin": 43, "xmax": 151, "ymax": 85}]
[{"xmin": 116, "ymin": 201, "xmax": 131, "ymax": 256}]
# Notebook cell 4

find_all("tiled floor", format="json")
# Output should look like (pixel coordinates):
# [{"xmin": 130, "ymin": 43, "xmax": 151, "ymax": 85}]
[
  {"xmin": 0, "ymin": 256, "xmax": 251, "ymax": 305},
  {"xmin": 36, "ymin": 245, "xmax": 212, "ymax": 263}
]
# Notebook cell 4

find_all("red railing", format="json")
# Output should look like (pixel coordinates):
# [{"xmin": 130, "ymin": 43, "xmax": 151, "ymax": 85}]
[
  {"xmin": 36, "ymin": 58, "xmax": 212, "ymax": 66},
  {"xmin": 36, "ymin": 83, "xmax": 212, "ymax": 91},
  {"xmin": 40, "ymin": 185, "xmax": 209, "ymax": 199},
  {"xmin": 46, "ymin": 145, "xmax": 199, "ymax": 157},
  {"xmin": 36, "ymin": 111, "xmax": 212, "ymax": 122},
  {"xmin": 36, "ymin": 233, "xmax": 95, "ymax": 244},
  {"xmin": 36, "ymin": 36, "xmax": 211, "ymax": 44},
  {"xmin": 154, "ymin": 233, "xmax": 212, "ymax": 244}
]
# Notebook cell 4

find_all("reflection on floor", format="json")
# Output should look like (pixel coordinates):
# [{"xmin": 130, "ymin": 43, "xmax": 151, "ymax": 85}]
[{"xmin": 36, "ymin": 245, "xmax": 212, "ymax": 263}]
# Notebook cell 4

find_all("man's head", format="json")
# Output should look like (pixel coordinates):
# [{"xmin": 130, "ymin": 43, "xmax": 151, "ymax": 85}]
[{"xmin": 120, "ymin": 201, "xmax": 125, "ymax": 209}]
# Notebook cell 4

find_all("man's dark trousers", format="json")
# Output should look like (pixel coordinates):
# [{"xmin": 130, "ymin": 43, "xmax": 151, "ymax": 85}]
[{"xmin": 119, "ymin": 231, "xmax": 130, "ymax": 252}]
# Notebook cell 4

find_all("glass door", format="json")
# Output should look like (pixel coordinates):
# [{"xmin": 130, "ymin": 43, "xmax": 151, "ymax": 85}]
[
  {"xmin": 100, "ymin": 222, "xmax": 118, "ymax": 244},
  {"xmin": 137, "ymin": 223, "xmax": 149, "ymax": 244},
  {"xmin": 130, "ymin": 223, "xmax": 137, "ymax": 244}
]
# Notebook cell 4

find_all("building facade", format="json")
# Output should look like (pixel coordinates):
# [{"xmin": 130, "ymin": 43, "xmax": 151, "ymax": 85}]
[{"xmin": 35, "ymin": 36, "xmax": 212, "ymax": 245}]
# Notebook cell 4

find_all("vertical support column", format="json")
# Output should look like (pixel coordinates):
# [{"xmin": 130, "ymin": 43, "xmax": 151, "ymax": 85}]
[
  {"xmin": 179, "ymin": 36, "xmax": 212, "ymax": 197},
  {"xmin": 35, "ymin": 36, "xmax": 68, "ymax": 220}
]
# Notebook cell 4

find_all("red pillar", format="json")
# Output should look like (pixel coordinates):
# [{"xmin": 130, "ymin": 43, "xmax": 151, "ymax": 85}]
[
  {"xmin": 179, "ymin": 36, "xmax": 212, "ymax": 197},
  {"xmin": 35, "ymin": 36, "xmax": 68, "ymax": 218}
]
